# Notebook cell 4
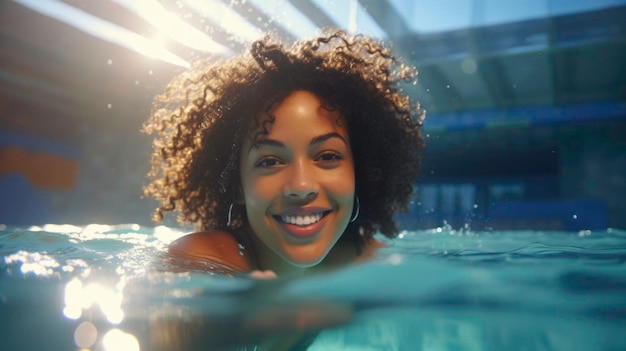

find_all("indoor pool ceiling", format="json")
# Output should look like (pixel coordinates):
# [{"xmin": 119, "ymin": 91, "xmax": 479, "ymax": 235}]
[{"xmin": 0, "ymin": 0, "xmax": 625, "ymax": 144}]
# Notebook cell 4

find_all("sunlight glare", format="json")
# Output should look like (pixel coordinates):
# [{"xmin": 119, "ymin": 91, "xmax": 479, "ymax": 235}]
[
  {"xmin": 102, "ymin": 329, "xmax": 140, "ymax": 351},
  {"xmin": 153, "ymin": 225, "xmax": 186, "ymax": 245},
  {"xmin": 63, "ymin": 278, "xmax": 84, "ymax": 319},
  {"xmin": 14, "ymin": 0, "xmax": 190, "ymax": 67},
  {"xmin": 114, "ymin": 0, "xmax": 231, "ymax": 55},
  {"xmin": 63, "ymin": 278, "xmax": 125, "ymax": 324},
  {"xmin": 4, "ymin": 251, "xmax": 60, "ymax": 276},
  {"xmin": 184, "ymin": 0, "xmax": 263, "ymax": 42},
  {"xmin": 42, "ymin": 224, "xmax": 82, "ymax": 233}
]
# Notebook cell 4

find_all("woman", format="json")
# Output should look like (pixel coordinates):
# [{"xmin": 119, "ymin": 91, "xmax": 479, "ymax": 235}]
[{"xmin": 144, "ymin": 29, "xmax": 425, "ymax": 279}]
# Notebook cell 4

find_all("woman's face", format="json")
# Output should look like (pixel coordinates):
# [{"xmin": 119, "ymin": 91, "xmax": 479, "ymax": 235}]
[{"xmin": 239, "ymin": 90, "xmax": 355, "ymax": 268}]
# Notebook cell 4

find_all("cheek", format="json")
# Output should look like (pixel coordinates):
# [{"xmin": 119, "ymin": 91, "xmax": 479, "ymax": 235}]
[
  {"xmin": 243, "ymin": 175, "xmax": 278, "ymax": 206},
  {"xmin": 332, "ymin": 165, "xmax": 355, "ymax": 198},
  {"xmin": 333, "ymin": 176, "xmax": 355, "ymax": 197}
]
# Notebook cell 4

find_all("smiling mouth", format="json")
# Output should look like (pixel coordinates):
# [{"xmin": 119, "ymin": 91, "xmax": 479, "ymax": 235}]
[{"xmin": 275, "ymin": 211, "xmax": 330, "ymax": 226}]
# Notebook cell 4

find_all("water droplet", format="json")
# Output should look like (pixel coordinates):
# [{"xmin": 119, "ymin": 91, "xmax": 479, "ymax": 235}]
[
  {"xmin": 107, "ymin": 104, "xmax": 112, "ymax": 109},
  {"xmin": 388, "ymin": 253, "xmax": 403, "ymax": 265},
  {"xmin": 148, "ymin": 70, "xmax": 153, "ymax": 75},
  {"xmin": 473, "ymin": 204, "xmax": 478, "ymax": 209},
  {"xmin": 134, "ymin": 80, "xmax": 139, "ymax": 85},
  {"xmin": 107, "ymin": 59, "xmax": 112, "ymax": 65},
  {"xmin": 573, "ymin": 214, "xmax": 577, "ymax": 219},
  {"xmin": 461, "ymin": 58, "xmax": 477, "ymax": 74},
  {"xmin": 74, "ymin": 321, "xmax": 97, "ymax": 349},
  {"xmin": 446, "ymin": 84, "xmax": 450, "ymax": 89}
]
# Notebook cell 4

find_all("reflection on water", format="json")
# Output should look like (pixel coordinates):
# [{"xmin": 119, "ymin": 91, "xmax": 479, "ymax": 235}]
[
  {"xmin": 63, "ymin": 278, "xmax": 124, "ymax": 324},
  {"xmin": 5, "ymin": 251, "xmax": 61, "ymax": 276},
  {"xmin": 74, "ymin": 321, "xmax": 98, "ymax": 349},
  {"xmin": 102, "ymin": 328, "xmax": 140, "ymax": 351},
  {"xmin": 0, "ymin": 224, "xmax": 187, "ymax": 351},
  {"xmin": 1, "ymin": 224, "xmax": 626, "ymax": 350},
  {"xmin": 63, "ymin": 276, "xmax": 140, "ymax": 351}
]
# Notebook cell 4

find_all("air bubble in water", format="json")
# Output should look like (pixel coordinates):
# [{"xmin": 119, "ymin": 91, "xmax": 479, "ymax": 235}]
[{"xmin": 461, "ymin": 58, "xmax": 477, "ymax": 74}]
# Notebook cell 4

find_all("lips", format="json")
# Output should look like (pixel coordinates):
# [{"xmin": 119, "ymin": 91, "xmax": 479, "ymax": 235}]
[{"xmin": 273, "ymin": 209, "xmax": 331, "ymax": 238}]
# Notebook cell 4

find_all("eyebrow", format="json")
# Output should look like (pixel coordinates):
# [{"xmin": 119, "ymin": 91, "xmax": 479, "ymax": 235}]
[{"xmin": 250, "ymin": 132, "xmax": 347, "ymax": 152}]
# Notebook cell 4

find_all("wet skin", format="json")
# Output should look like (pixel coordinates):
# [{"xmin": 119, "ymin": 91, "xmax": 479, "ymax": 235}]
[{"xmin": 239, "ymin": 90, "xmax": 355, "ymax": 276}]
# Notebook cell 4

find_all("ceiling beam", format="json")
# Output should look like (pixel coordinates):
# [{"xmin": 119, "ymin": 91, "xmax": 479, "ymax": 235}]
[
  {"xmin": 476, "ymin": 55, "xmax": 514, "ymax": 109},
  {"xmin": 160, "ymin": 0, "xmax": 245, "ymax": 53},
  {"xmin": 352, "ymin": 0, "xmax": 435, "ymax": 114},
  {"xmin": 58, "ymin": 0, "xmax": 192, "ymax": 57},
  {"xmin": 465, "ymin": 27, "xmax": 506, "ymax": 109},
  {"xmin": 417, "ymin": 65, "xmax": 465, "ymax": 112},
  {"xmin": 287, "ymin": 0, "xmax": 339, "ymax": 29},
  {"xmin": 357, "ymin": 0, "xmax": 411, "ymax": 39},
  {"xmin": 219, "ymin": 0, "xmax": 297, "ymax": 44}
]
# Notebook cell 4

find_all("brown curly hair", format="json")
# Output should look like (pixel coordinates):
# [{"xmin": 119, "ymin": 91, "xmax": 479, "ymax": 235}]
[{"xmin": 143, "ymin": 29, "xmax": 425, "ymax": 252}]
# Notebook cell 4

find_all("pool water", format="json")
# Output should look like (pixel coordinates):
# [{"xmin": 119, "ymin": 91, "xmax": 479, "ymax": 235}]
[{"xmin": 1, "ymin": 224, "xmax": 625, "ymax": 351}]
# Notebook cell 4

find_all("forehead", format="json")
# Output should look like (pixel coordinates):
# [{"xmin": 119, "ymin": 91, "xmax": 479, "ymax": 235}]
[{"xmin": 249, "ymin": 90, "xmax": 348, "ymax": 140}]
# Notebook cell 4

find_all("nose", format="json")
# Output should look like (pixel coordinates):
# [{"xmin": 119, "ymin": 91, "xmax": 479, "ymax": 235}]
[{"xmin": 283, "ymin": 159, "xmax": 318, "ymax": 200}]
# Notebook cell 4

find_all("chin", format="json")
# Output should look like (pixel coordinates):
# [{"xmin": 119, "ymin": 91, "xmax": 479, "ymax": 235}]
[{"xmin": 283, "ymin": 251, "xmax": 327, "ymax": 268}]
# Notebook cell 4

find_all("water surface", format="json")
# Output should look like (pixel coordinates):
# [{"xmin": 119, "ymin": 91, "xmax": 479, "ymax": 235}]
[{"xmin": 1, "ymin": 224, "xmax": 625, "ymax": 350}]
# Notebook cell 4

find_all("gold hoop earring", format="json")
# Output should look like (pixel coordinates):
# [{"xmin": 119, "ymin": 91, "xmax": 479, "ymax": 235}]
[
  {"xmin": 227, "ymin": 203, "xmax": 234, "ymax": 227},
  {"xmin": 350, "ymin": 196, "xmax": 360, "ymax": 223}
]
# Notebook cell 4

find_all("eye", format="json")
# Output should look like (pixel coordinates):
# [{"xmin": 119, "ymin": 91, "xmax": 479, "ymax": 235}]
[
  {"xmin": 255, "ymin": 156, "xmax": 283, "ymax": 168},
  {"xmin": 316, "ymin": 151, "xmax": 343, "ymax": 162}
]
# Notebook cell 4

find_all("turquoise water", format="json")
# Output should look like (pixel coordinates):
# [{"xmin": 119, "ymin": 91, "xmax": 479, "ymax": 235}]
[{"xmin": 1, "ymin": 224, "xmax": 625, "ymax": 350}]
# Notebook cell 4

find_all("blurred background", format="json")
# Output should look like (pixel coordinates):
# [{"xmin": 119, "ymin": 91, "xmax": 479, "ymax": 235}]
[{"xmin": 0, "ymin": 0, "xmax": 624, "ymax": 231}]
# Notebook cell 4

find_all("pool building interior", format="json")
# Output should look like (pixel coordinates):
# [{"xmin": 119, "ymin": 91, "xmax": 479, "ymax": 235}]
[{"xmin": 1, "ymin": 0, "xmax": 625, "ymax": 231}]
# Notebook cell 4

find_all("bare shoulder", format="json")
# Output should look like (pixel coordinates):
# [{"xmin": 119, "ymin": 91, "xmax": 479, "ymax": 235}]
[{"xmin": 168, "ymin": 230, "xmax": 251, "ymax": 272}]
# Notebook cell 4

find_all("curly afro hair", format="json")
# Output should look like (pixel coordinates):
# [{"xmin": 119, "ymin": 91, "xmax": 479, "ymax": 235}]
[{"xmin": 143, "ymin": 29, "xmax": 425, "ymax": 252}]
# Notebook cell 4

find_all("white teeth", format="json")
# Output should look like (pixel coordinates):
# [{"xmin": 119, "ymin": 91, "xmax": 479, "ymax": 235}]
[{"xmin": 281, "ymin": 213, "xmax": 323, "ymax": 226}]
